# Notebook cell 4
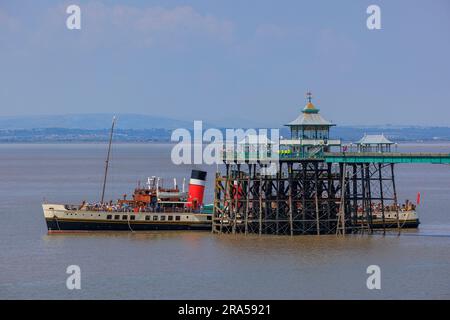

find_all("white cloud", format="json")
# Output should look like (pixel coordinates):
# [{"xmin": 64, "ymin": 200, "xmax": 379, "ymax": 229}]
[{"xmin": 1, "ymin": 2, "xmax": 235, "ymax": 51}]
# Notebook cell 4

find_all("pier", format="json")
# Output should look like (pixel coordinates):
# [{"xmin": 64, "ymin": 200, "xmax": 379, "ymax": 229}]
[{"xmin": 212, "ymin": 93, "xmax": 450, "ymax": 236}]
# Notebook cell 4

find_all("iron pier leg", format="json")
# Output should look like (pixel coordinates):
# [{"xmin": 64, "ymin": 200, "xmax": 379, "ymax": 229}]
[
  {"xmin": 391, "ymin": 163, "xmax": 401, "ymax": 235},
  {"xmin": 288, "ymin": 162, "xmax": 294, "ymax": 236},
  {"xmin": 259, "ymin": 175, "xmax": 263, "ymax": 236},
  {"xmin": 378, "ymin": 163, "xmax": 386, "ymax": 235},
  {"xmin": 314, "ymin": 162, "xmax": 320, "ymax": 235}
]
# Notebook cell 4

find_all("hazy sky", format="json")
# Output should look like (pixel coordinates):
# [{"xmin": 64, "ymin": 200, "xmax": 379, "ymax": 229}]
[{"xmin": 1, "ymin": 0, "xmax": 449, "ymax": 126}]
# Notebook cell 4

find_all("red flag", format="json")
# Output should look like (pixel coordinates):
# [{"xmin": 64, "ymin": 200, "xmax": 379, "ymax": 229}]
[{"xmin": 416, "ymin": 192, "xmax": 421, "ymax": 205}]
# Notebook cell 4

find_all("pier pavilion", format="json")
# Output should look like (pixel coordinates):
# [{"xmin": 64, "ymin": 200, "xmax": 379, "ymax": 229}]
[{"xmin": 280, "ymin": 92, "xmax": 341, "ymax": 157}]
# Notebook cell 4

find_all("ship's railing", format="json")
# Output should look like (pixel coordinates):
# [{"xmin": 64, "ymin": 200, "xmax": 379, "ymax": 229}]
[{"xmin": 65, "ymin": 203, "xmax": 205, "ymax": 214}]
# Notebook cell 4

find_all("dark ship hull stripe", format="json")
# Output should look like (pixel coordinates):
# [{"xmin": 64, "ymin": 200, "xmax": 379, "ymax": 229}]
[
  {"xmin": 46, "ymin": 219, "xmax": 211, "ymax": 232},
  {"xmin": 369, "ymin": 219, "xmax": 420, "ymax": 229}
]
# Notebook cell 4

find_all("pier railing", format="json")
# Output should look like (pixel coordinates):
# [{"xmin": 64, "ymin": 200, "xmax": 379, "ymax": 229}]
[
  {"xmin": 221, "ymin": 150, "xmax": 450, "ymax": 164},
  {"xmin": 221, "ymin": 150, "xmax": 325, "ymax": 162},
  {"xmin": 323, "ymin": 152, "xmax": 450, "ymax": 164}
]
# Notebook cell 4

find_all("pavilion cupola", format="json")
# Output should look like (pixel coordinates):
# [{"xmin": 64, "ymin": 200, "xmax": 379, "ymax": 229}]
[{"xmin": 285, "ymin": 92, "xmax": 335, "ymax": 141}]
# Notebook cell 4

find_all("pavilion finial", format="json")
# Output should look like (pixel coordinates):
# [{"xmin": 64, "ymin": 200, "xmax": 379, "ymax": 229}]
[{"xmin": 306, "ymin": 91, "xmax": 313, "ymax": 103}]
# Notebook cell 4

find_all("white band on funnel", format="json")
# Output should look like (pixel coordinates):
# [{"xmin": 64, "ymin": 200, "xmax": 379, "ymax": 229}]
[{"xmin": 189, "ymin": 178, "xmax": 206, "ymax": 186}]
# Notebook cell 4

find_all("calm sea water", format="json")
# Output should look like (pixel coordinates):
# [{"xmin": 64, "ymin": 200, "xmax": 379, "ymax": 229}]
[{"xmin": 0, "ymin": 143, "xmax": 449, "ymax": 299}]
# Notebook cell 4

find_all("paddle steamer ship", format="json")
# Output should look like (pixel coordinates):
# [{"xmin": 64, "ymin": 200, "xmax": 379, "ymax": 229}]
[
  {"xmin": 43, "ymin": 169, "xmax": 212, "ymax": 233},
  {"xmin": 43, "ymin": 117, "xmax": 212, "ymax": 233}
]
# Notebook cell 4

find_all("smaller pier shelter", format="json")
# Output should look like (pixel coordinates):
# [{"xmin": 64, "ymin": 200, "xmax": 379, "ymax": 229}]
[{"xmin": 356, "ymin": 134, "xmax": 394, "ymax": 153}]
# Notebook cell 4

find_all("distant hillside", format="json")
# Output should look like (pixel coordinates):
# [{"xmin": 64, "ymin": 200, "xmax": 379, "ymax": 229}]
[
  {"xmin": 1, "ymin": 126, "xmax": 450, "ymax": 142},
  {"xmin": 0, "ymin": 113, "xmax": 450, "ymax": 142},
  {"xmin": 0, "ymin": 113, "xmax": 193, "ymax": 130},
  {"xmin": 0, "ymin": 128, "xmax": 173, "ymax": 142}
]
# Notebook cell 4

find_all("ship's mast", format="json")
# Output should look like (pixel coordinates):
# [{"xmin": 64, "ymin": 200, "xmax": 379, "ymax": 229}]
[{"xmin": 101, "ymin": 116, "xmax": 116, "ymax": 203}]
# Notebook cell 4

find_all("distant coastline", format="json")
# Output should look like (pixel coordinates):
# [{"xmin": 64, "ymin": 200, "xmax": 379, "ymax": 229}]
[
  {"xmin": 1, "ymin": 113, "xmax": 450, "ymax": 143},
  {"xmin": 1, "ymin": 126, "xmax": 450, "ymax": 143}
]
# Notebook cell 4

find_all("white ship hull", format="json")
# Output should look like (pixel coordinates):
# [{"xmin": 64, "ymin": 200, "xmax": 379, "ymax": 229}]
[
  {"xmin": 358, "ymin": 210, "xmax": 420, "ymax": 228},
  {"xmin": 43, "ymin": 204, "xmax": 212, "ymax": 233}
]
